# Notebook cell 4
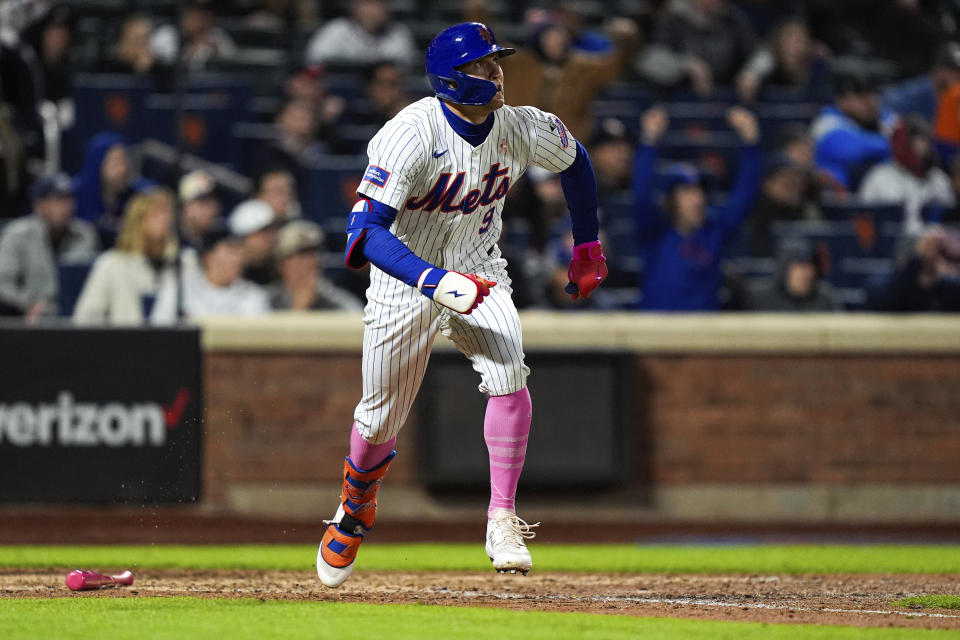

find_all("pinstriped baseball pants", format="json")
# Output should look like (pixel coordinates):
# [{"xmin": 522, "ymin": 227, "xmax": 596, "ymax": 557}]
[{"xmin": 353, "ymin": 276, "xmax": 529, "ymax": 444}]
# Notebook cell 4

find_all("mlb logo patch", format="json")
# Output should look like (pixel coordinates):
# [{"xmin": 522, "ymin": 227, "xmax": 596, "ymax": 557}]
[
  {"xmin": 363, "ymin": 165, "xmax": 390, "ymax": 188},
  {"xmin": 551, "ymin": 116, "xmax": 569, "ymax": 148}
]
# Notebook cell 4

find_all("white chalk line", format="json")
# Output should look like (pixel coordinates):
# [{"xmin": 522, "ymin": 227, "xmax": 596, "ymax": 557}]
[{"xmin": 422, "ymin": 588, "xmax": 960, "ymax": 620}]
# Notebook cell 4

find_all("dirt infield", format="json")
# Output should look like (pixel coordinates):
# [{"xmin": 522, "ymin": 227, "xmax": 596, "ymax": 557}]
[{"xmin": 3, "ymin": 569, "xmax": 959, "ymax": 630}]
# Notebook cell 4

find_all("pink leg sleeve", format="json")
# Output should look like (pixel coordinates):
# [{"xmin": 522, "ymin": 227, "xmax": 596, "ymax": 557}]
[
  {"xmin": 484, "ymin": 387, "xmax": 532, "ymax": 518},
  {"xmin": 349, "ymin": 423, "xmax": 397, "ymax": 471}
]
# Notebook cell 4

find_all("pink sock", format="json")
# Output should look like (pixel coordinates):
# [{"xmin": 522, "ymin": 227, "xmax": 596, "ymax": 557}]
[
  {"xmin": 349, "ymin": 423, "xmax": 396, "ymax": 471},
  {"xmin": 484, "ymin": 387, "xmax": 532, "ymax": 518}
]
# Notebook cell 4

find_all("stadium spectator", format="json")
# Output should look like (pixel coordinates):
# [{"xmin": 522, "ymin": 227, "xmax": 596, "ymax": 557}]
[
  {"xmin": 933, "ymin": 155, "xmax": 960, "ymax": 226},
  {"xmin": 150, "ymin": 0, "xmax": 236, "ymax": 73},
  {"xmin": 874, "ymin": 225, "xmax": 960, "ymax": 311},
  {"xmin": 589, "ymin": 118, "xmax": 633, "ymax": 206},
  {"xmin": 736, "ymin": 17, "xmax": 830, "ymax": 103},
  {"xmin": 228, "ymin": 199, "xmax": 278, "ymax": 286},
  {"xmin": 73, "ymin": 187, "xmax": 177, "ymax": 324},
  {"xmin": 243, "ymin": 0, "xmax": 317, "ymax": 31},
  {"xmin": 24, "ymin": 4, "xmax": 73, "ymax": 109},
  {"xmin": 151, "ymin": 223, "xmax": 269, "ymax": 323},
  {"xmin": 255, "ymin": 168, "xmax": 300, "ymax": 222},
  {"xmin": 748, "ymin": 239, "xmax": 840, "ymax": 312},
  {"xmin": 285, "ymin": 65, "xmax": 344, "ymax": 146},
  {"xmin": 178, "ymin": 170, "xmax": 221, "ymax": 251},
  {"xmin": 0, "ymin": 90, "xmax": 28, "ymax": 217},
  {"xmin": 338, "ymin": 61, "xmax": 412, "ymax": 132},
  {"xmin": 0, "ymin": 172, "xmax": 98, "ymax": 320},
  {"xmin": 637, "ymin": 0, "xmax": 755, "ymax": 97},
  {"xmin": 806, "ymin": 1, "xmax": 946, "ymax": 79},
  {"xmin": 502, "ymin": 14, "xmax": 638, "ymax": 141},
  {"xmin": 884, "ymin": 41, "xmax": 960, "ymax": 126},
  {"xmin": 304, "ymin": 0, "xmax": 416, "ymax": 69},
  {"xmin": 98, "ymin": 14, "xmax": 173, "ymax": 88},
  {"xmin": 72, "ymin": 131, "xmax": 153, "ymax": 246},
  {"xmin": 747, "ymin": 152, "xmax": 818, "ymax": 257},
  {"xmin": 0, "ymin": 9, "xmax": 43, "ymax": 141},
  {"xmin": 633, "ymin": 106, "xmax": 762, "ymax": 311},
  {"xmin": 810, "ymin": 71, "xmax": 895, "ymax": 191},
  {"xmin": 255, "ymin": 98, "xmax": 328, "ymax": 176},
  {"xmin": 267, "ymin": 221, "xmax": 363, "ymax": 311},
  {"xmin": 930, "ymin": 43, "xmax": 960, "ymax": 165},
  {"xmin": 859, "ymin": 115, "xmax": 955, "ymax": 236}
]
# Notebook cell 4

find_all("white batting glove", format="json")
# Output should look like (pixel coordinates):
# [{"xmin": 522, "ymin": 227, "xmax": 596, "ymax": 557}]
[{"xmin": 417, "ymin": 269, "xmax": 496, "ymax": 314}]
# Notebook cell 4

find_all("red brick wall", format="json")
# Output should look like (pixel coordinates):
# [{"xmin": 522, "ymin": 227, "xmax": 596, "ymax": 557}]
[
  {"xmin": 202, "ymin": 352, "xmax": 960, "ymax": 507},
  {"xmin": 640, "ymin": 356, "xmax": 960, "ymax": 485}
]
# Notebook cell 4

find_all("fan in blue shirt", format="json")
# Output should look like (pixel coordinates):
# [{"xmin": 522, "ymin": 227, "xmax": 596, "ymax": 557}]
[{"xmin": 633, "ymin": 106, "xmax": 762, "ymax": 311}]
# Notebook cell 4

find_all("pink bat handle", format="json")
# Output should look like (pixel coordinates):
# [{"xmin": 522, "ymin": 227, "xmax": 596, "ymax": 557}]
[{"xmin": 66, "ymin": 569, "xmax": 134, "ymax": 591}]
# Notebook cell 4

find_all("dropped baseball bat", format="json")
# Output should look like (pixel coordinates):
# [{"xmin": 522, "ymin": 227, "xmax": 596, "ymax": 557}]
[{"xmin": 66, "ymin": 569, "xmax": 135, "ymax": 591}]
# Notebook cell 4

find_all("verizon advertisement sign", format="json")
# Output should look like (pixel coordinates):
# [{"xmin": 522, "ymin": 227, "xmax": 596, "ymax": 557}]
[{"xmin": 0, "ymin": 328, "xmax": 201, "ymax": 502}]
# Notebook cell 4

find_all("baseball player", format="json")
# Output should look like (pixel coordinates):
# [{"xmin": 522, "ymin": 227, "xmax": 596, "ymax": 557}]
[{"xmin": 316, "ymin": 22, "xmax": 608, "ymax": 588}]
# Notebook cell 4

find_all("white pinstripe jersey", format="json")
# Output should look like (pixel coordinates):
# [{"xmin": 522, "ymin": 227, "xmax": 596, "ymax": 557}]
[{"xmin": 356, "ymin": 97, "xmax": 577, "ymax": 305}]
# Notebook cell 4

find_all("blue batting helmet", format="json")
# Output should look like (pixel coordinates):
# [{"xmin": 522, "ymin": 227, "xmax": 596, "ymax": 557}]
[{"xmin": 426, "ymin": 22, "xmax": 516, "ymax": 106}]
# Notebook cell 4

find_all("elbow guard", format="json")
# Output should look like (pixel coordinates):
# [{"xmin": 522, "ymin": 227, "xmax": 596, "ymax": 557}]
[{"xmin": 344, "ymin": 197, "xmax": 398, "ymax": 269}]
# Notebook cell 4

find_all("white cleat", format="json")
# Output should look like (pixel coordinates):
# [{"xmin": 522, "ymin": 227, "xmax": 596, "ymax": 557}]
[
  {"xmin": 316, "ymin": 504, "xmax": 360, "ymax": 588},
  {"xmin": 485, "ymin": 508, "xmax": 539, "ymax": 575}
]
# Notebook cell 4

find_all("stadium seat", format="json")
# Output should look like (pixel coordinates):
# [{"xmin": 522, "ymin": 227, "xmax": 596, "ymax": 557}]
[{"xmin": 58, "ymin": 263, "xmax": 94, "ymax": 317}]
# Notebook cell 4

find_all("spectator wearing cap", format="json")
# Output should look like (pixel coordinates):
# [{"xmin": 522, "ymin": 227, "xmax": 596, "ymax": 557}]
[
  {"xmin": 859, "ymin": 115, "xmax": 955, "ymax": 236},
  {"xmin": 633, "ymin": 106, "xmax": 762, "ymax": 311},
  {"xmin": 178, "ymin": 170, "xmax": 221, "ymax": 250},
  {"xmin": 748, "ymin": 239, "xmax": 840, "ymax": 312},
  {"xmin": 255, "ymin": 169, "xmax": 300, "ymax": 222},
  {"xmin": 0, "ymin": 172, "xmax": 98, "ymax": 320},
  {"xmin": 304, "ymin": 0, "xmax": 416, "ymax": 69},
  {"xmin": 747, "ymin": 152, "xmax": 819, "ymax": 257},
  {"xmin": 810, "ymin": 71, "xmax": 896, "ymax": 191},
  {"xmin": 150, "ymin": 0, "xmax": 236, "ymax": 73},
  {"xmin": 151, "ymin": 223, "xmax": 270, "ymax": 324},
  {"xmin": 637, "ymin": 0, "xmax": 755, "ymax": 97},
  {"xmin": 73, "ymin": 187, "xmax": 177, "ymax": 324},
  {"xmin": 228, "ymin": 199, "xmax": 278, "ymax": 286},
  {"xmin": 268, "ymin": 221, "xmax": 363, "ymax": 311}
]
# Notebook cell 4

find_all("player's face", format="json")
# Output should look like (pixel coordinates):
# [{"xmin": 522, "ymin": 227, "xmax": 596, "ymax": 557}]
[{"xmin": 460, "ymin": 52, "xmax": 504, "ymax": 109}]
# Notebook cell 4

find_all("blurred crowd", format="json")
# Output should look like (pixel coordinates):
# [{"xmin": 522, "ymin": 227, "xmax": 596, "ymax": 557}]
[{"xmin": 1, "ymin": 0, "xmax": 960, "ymax": 325}]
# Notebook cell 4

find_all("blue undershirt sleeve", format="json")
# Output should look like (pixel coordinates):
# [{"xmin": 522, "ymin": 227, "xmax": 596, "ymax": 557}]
[{"xmin": 560, "ymin": 141, "xmax": 600, "ymax": 245}]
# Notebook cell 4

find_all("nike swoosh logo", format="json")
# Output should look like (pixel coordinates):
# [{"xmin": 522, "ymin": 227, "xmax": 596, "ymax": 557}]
[
  {"xmin": 447, "ymin": 290, "xmax": 466, "ymax": 298},
  {"xmin": 433, "ymin": 150, "xmax": 448, "ymax": 158}
]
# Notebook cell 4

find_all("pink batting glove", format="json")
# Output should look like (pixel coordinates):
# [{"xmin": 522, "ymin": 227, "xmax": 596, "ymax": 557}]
[{"xmin": 565, "ymin": 240, "xmax": 608, "ymax": 300}]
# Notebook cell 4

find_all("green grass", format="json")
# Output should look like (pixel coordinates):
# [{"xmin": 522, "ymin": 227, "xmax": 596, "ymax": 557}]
[
  {"xmin": 2, "ymin": 544, "xmax": 959, "ymax": 574},
  {"xmin": 3, "ymin": 598, "xmax": 958, "ymax": 640},
  {"xmin": 894, "ymin": 595, "xmax": 960, "ymax": 610}
]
